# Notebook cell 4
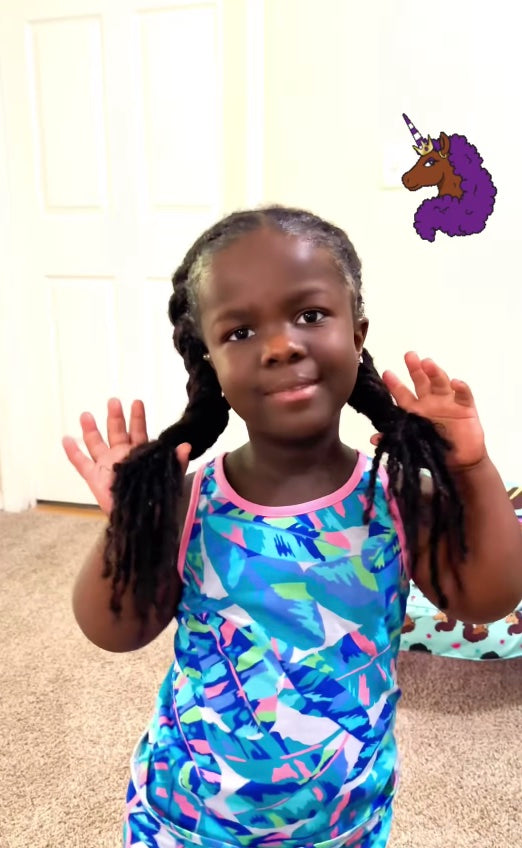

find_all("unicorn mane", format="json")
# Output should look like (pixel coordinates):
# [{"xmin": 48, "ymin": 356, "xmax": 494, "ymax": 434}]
[{"xmin": 413, "ymin": 134, "xmax": 496, "ymax": 241}]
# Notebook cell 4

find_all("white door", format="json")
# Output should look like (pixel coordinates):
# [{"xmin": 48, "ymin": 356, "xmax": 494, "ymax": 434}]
[{"xmin": 0, "ymin": 0, "xmax": 259, "ymax": 508}]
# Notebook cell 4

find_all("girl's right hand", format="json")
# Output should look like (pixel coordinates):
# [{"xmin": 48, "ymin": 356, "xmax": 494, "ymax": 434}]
[{"xmin": 62, "ymin": 398, "xmax": 191, "ymax": 517}]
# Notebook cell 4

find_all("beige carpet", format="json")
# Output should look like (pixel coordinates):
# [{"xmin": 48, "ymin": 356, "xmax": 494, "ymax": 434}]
[{"xmin": 1, "ymin": 509, "xmax": 521, "ymax": 848}]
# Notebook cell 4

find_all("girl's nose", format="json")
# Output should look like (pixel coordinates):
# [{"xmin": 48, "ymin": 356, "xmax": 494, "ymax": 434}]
[{"xmin": 260, "ymin": 332, "xmax": 306, "ymax": 366}]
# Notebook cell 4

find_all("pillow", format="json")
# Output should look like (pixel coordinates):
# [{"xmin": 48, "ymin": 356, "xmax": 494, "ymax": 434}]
[{"xmin": 399, "ymin": 483, "xmax": 522, "ymax": 660}]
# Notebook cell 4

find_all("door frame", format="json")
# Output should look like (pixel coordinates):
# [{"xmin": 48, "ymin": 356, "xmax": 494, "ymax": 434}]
[{"xmin": 0, "ymin": 61, "xmax": 38, "ymax": 511}]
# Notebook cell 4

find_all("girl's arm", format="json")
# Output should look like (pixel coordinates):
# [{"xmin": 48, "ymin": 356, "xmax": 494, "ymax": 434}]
[
  {"xmin": 63, "ymin": 401, "xmax": 194, "ymax": 652},
  {"xmin": 72, "ymin": 526, "xmax": 179, "ymax": 652},
  {"xmin": 413, "ymin": 459, "xmax": 522, "ymax": 623},
  {"xmin": 378, "ymin": 352, "xmax": 522, "ymax": 623}
]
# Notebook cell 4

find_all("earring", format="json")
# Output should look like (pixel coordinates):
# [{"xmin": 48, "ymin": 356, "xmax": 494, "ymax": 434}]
[
  {"xmin": 203, "ymin": 353, "xmax": 210, "ymax": 361},
  {"xmin": 358, "ymin": 354, "xmax": 363, "ymax": 364}
]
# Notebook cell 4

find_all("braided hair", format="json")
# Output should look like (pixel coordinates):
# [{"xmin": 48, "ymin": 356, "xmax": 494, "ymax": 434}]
[{"xmin": 103, "ymin": 206, "xmax": 466, "ymax": 622}]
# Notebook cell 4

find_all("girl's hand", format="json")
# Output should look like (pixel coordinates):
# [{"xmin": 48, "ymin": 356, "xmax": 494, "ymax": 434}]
[
  {"xmin": 370, "ymin": 351, "xmax": 486, "ymax": 470},
  {"xmin": 62, "ymin": 398, "xmax": 192, "ymax": 516}
]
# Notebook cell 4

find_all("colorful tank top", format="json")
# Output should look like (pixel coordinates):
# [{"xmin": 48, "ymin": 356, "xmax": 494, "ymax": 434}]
[{"xmin": 129, "ymin": 452, "xmax": 410, "ymax": 847}]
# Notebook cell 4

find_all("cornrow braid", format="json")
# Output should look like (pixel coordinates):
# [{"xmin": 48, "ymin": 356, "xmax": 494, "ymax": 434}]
[{"xmin": 102, "ymin": 203, "xmax": 467, "ymax": 622}]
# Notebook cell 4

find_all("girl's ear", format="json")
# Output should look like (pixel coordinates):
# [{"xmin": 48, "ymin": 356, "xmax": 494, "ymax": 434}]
[{"xmin": 355, "ymin": 318, "xmax": 369, "ymax": 356}]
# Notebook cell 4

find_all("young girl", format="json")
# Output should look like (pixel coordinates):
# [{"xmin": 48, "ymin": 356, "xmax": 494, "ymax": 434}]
[{"xmin": 62, "ymin": 206, "xmax": 522, "ymax": 848}]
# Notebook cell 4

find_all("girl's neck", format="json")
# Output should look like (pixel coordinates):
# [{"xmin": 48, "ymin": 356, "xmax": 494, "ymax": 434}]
[{"xmin": 225, "ymin": 432, "xmax": 358, "ymax": 507}]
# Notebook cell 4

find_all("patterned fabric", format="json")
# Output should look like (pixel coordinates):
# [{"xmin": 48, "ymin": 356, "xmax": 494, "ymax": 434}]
[
  {"xmin": 123, "ymin": 781, "xmax": 394, "ymax": 848},
  {"xmin": 400, "ymin": 584, "xmax": 522, "ymax": 660},
  {"xmin": 399, "ymin": 482, "xmax": 522, "ymax": 660},
  {"xmin": 124, "ymin": 453, "xmax": 410, "ymax": 847}
]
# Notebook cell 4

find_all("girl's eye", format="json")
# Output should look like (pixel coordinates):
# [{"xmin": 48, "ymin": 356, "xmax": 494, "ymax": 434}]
[
  {"xmin": 297, "ymin": 309, "xmax": 326, "ymax": 324},
  {"xmin": 226, "ymin": 309, "xmax": 326, "ymax": 342},
  {"xmin": 228, "ymin": 327, "xmax": 254, "ymax": 342}
]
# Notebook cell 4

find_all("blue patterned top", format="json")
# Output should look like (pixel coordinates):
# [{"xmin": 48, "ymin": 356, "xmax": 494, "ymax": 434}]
[{"xmin": 129, "ymin": 452, "xmax": 410, "ymax": 847}]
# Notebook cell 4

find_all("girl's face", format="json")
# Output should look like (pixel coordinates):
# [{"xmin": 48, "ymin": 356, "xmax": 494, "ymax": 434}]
[{"xmin": 198, "ymin": 227, "xmax": 368, "ymax": 442}]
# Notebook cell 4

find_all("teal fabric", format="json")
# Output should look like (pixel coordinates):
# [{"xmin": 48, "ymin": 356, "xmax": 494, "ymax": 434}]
[
  {"xmin": 399, "ymin": 482, "xmax": 522, "ymax": 660},
  {"xmin": 400, "ymin": 584, "xmax": 522, "ymax": 660}
]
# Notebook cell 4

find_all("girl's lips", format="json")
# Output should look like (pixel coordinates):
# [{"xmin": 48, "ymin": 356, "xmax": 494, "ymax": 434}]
[{"xmin": 266, "ymin": 382, "xmax": 319, "ymax": 403}]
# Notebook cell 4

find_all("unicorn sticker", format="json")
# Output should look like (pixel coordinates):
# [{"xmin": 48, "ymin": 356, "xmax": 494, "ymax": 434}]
[{"xmin": 401, "ymin": 113, "xmax": 496, "ymax": 242}]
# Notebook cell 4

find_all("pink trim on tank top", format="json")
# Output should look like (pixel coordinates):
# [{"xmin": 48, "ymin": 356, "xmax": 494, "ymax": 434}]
[
  {"xmin": 176, "ymin": 463, "xmax": 206, "ymax": 581},
  {"xmin": 214, "ymin": 450, "xmax": 367, "ymax": 517},
  {"xmin": 377, "ymin": 465, "xmax": 411, "ymax": 579}
]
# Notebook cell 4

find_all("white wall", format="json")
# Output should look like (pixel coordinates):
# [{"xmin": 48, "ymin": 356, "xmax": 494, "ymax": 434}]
[
  {"xmin": 1, "ymin": 0, "xmax": 520, "ymax": 505},
  {"xmin": 260, "ymin": 0, "xmax": 522, "ymax": 482}
]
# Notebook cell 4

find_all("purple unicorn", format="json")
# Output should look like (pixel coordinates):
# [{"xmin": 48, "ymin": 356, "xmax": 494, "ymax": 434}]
[{"xmin": 401, "ymin": 113, "xmax": 497, "ymax": 242}]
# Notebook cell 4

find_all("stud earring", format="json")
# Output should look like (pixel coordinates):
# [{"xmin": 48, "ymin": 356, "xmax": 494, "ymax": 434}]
[
  {"xmin": 358, "ymin": 354, "xmax": 363, "ymax": 364},
  {"xmin": 203, "ymin": 353, "xmax": 210, "ymax": 361}
]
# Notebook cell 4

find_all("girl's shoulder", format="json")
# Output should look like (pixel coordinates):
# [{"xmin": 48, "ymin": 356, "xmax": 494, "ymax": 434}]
[{"xmin": 178, "ymin": 470, "xmax": 197, "ymax": 525}]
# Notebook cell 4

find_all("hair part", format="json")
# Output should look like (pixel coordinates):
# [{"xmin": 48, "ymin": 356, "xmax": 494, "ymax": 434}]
[{"xmin": 103, "ymin": 205, "xmax": 467, "ymax": 626}]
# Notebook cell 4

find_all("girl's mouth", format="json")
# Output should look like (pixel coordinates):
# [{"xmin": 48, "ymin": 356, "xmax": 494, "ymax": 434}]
[{"xmin": 266, "ymin": 382, "xmax": 319, "ymax": 403}]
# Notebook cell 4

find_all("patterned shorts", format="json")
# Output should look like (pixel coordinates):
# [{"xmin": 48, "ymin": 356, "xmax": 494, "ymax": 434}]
[{"xmin": 122, "ymin": 780, "xmax": 393, "ymax": 848}]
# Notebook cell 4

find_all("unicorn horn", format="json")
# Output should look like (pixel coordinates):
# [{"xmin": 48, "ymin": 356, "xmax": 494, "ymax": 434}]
[{"xmin": 402, "ymin": 113, "xmax": 433, "ymax": 156}]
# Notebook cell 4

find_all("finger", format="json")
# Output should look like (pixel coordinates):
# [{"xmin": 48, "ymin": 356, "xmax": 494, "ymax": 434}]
[
  {"xmin": 175, "ymin": 442, "xmax": 192, "ymax": 475},
  {"xmin": 62, "ymin": 436, "xmax": 95, "ymax": 480},
  {"xmin": 129, "ymin": 399, "xmax": 148, "ymax": 445},
  {"xmin": 404, "ymin": 351, "xmax": 431, "ymax": 398},
  {"xmin": 107, "ymin": 398, "xmax": 130, "ymax": 448},
  {"xmin": 450, "ymin": 378, "xmax": 475, "ymax": 407},
  {"xmin": 382, "ymin": 369, "xmax": 417, "ymax": 411},
  {"xmin": 80, "ymin": 412, "xmax": 109, "ymax": 462},
  {"xmin": 420, "ymin": 357, "xmax": 452, "ymax": 395}
]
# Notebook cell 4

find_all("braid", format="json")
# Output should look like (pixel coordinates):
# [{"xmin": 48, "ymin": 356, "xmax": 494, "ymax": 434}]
[
  {"xmin": 103, "ymin": 230, "xmax": 232, "ymax": 623},
  {"xmin": 349, "ymin": 349, "xmax": 467, "ymax": 608}
]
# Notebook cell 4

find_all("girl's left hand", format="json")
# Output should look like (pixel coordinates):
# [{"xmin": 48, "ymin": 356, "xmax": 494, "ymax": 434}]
[{"xmin": 370, "ymin": 351, "xmax": 486, "ymax": 470}]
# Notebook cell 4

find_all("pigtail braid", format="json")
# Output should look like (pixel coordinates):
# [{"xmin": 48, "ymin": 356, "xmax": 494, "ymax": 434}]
[
  {"xmin": 103, "ymin": 248, "xmax": 230, "ymax": 623},
  {"xmin": 104, "ymin": 435, "xmax": 185, "ymax": 622},
  {"xmin": 349, "ymin": 349, "xmax": 467, "ymax": 608}
]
